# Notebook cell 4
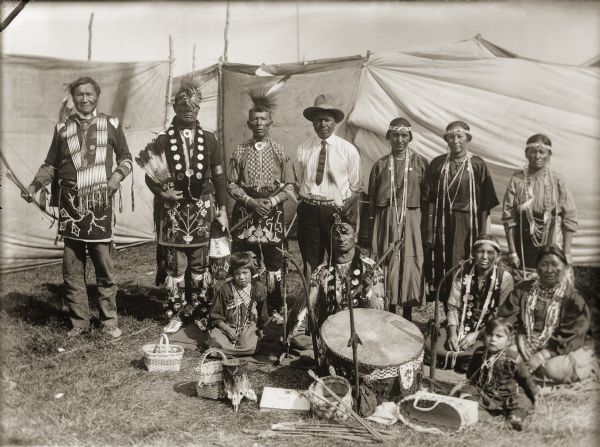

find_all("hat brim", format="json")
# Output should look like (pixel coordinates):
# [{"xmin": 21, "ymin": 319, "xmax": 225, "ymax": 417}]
[{"xmin": 303, "ymin": 106, "xmax": 345, "ymax": 123}]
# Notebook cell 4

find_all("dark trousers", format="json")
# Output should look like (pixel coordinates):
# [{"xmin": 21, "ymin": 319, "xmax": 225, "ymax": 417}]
[
  {"xmin": 232, "ymin": 239, "xmax": 283, "ymax": 272},
  {"xmin": 63, "ymin": 238, "xmax": 117, "ymax": 329},
  {"xmin": 297, "ymin": 201, "xmax": 337, "ymax": 270}
]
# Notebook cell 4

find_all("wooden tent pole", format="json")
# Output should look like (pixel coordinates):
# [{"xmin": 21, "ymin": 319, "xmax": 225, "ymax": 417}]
[
  {"xmin": 223, "ymin": 2, "xmax": 230, "ymax": 63},
  {"xmin": 192, "ymin": 44, "xmax": 196, "ymax": 72},
  {"xmin": 87, "ymin": 13, "xmax": 94, "ymax": 61},
  {"xmin": 164, "ymin": 35, "xmax": 174, "ymax": 129}
]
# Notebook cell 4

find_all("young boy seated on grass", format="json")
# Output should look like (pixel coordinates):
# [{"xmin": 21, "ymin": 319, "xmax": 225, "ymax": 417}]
[
  {"xmin": 451, "ymin": 317, "xmax": 539, "ymax": 431},
  {"xmin": 205, "ymin": 252, "xmax": 269, "ymax": 356}
]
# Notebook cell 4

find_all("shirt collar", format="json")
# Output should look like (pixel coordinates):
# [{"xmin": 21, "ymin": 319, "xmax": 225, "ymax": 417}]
[
  {"xmin": 320, "ymin": 134, "xmax": 337, "ymax": 145},
  {"xmin": 75, "ymin": 109, "xmax": 97, "ymax": 120}
]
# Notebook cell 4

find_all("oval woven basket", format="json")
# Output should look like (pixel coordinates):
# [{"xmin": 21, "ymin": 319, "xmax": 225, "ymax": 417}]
[
  {"xmin": 196, "ymin": 348, "xmax": 227, "ymax": 400},
  {"xmin": 142, "ymin": 333, "xmax": 184, "ymax": 373},
  {"xmin": 307, "ymin": 375, "xmax": 352, "ymax": 422}
]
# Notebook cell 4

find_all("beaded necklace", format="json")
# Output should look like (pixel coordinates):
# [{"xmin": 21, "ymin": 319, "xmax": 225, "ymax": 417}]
[
  {"xmin": 523, "ymin": 278, "xmax": 565, "ymax": 352},
  {"xmin": 457, "ymin": 263, "xmax": 498, "ymax": 342},
  {"xmin": 521, "ymin": 165, "xmax": 559, "ymax": 248},
  {"xmin": 431, "ymin": 151, "xmax": 478, "ymax": 284},
  {"xmin": 389, "ymin": 147, "xmax": 411, "ymax": 240}
]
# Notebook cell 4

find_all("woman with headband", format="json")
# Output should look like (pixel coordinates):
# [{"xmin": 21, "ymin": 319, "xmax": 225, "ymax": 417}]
[
  {"xmin": 425, "ymin": 121, "xmax": 499, "ymax": 301},
  {"xmin": 499, "ymin": 245, "xmax": 595, "ymax": 384},
  {"xmin": 368, "ymin": 117, "xmax": 429, "ymax": 321},
  {"xmin": 425, "ymin": 234, "xmax": 514, "ymax": 371},
  {"xmin": 502, "ymin": 134, "xmax": 577, "ymax": 269}
]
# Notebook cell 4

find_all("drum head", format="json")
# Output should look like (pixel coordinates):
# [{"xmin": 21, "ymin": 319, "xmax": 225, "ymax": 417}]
[{"xmin": 321, "ymin": 308, "xmax": 424, "ymax": 368}]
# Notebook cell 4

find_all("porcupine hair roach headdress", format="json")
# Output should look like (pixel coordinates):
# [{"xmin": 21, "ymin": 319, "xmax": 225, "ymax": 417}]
[{"xmin": 248, "ymin": 88, "xmax": 277, "ymax": 117}]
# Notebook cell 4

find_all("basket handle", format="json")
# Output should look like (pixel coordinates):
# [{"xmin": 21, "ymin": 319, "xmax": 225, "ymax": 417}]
[
  {"xmin": 412, "ymin": 396, "xmax": 441, "ymax": 412},
  {"xmin": 196, "ymin": 347, "xmax": 227, "ymax": 370},
  {"xmin": 153, "ymin": 333, "xmax": 170, "ymax": 353}
]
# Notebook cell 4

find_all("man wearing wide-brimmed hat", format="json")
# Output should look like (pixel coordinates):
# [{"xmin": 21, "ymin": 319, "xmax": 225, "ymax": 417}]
[{"xmin": 293, "ymin": 94, "xmax": 361, "ymax": 277}]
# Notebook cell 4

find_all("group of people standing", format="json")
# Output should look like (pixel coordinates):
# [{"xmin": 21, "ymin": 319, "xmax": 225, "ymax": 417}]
[{"xmin": 22, "ymin": 77, "xmax": 594, "ymax": 412}]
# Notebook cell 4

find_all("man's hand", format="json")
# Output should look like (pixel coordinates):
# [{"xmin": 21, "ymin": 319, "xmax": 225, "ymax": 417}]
[
  {"xmin": 160, "ymin": 189, "xmax": 184, "ymax": 202},
  {"xmin": 445, "ymin": 326, "xmax": 460, "ymax": 352},
  {"xmin": 248, "ymin": 198, "xmax": 271, "ymax": 217},
  {"xmin": 21, "ymin": 185, "xmax": 36, "ymax": 203},
  {"xmin": 107, "ymin": 173, "xmax": 123, "ymax": 196},
  {"xmin": 215, "ymin": 207, "xmax": 229, "ymax": 231},
  {"xmin": 459, "ymin": 331, "xmax": 479, "ymax": 350}
]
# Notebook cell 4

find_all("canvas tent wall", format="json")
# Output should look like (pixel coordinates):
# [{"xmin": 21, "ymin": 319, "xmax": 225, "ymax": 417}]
[
  {"xmin": 3, "ymin": 35, "xmax": 599, "ymax": 272},
  {"xmin": 209, "ymin": 36, "xmax": 599, "ymax": 265},
  {"xmin": 1, "ymin": 54, "xmax": 169, "ymax": 272}
]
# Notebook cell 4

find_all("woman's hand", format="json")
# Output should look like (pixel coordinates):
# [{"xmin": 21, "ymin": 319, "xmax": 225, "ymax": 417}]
[
  {"xmin": 459, "ymin": 331, "xmax": 479, "ymax": 350},
  {"xmin": 527, "ymin": 350, "xmax": 547, "ymax": 372},
  {"xmin": 508, "ymin": 252, "xmax": 520, "ymax": 268},
  {"xmin": 160, "ymin": 189, "xmax": 183, "ymax": 202},
  {"xmin": 220, "ymin": 324, "xmax": 237, "ymax": 343},
  {"xmin": 516, "ymin": 334, "xmax": 531, "ymax": 361},
  {"xmin": 445, "ymin": 326, "xmax": 460, "ymax": 352}
]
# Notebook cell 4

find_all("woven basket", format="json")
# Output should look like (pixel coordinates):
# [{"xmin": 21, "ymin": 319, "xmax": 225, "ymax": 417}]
[
  {"xmin": 307, "ymin": 375, "xmax": 353, "ymax": 422},
  {"xmin": 142, "ymin": 333, "xmax": 184, "ymax": 373},
  {"xmin": 196, "ymin": 348, "xmax": 227, "ymax": 399}
]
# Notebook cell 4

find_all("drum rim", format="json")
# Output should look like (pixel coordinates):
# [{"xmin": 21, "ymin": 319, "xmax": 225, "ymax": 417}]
[{"xmin": 321, "ymin": 308, "xmax": 424, "ymax": 370}]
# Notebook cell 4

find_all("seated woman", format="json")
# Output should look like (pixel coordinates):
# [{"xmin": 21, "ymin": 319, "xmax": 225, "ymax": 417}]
[
  {"xmin": 205, "ymin": 252, "xmax": 269, "ymax": 357},
  {"xmin": 425, "ymin": 234, "xmax": 514, "ymax": 371},
  {"xmin": 498, "ymin": 244, "xmax": 596, "ymax": 384}
]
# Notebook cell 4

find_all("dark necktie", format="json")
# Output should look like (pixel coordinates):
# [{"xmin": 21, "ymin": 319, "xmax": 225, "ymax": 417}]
[{"xmin": 315, "ymin": 140, "xmax": 327, "ymax": 186}]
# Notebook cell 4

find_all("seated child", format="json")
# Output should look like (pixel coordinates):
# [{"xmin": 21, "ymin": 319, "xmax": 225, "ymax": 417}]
[
  {"xmin": 451, "ymin": 317, "xmax": 539, "ymax": 431},
  {"xmin": 205, "ymin": 252, "xmax": 269, "ymax": 356}
]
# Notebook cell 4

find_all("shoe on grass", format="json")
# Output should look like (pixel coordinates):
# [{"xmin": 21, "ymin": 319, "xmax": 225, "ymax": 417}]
[
  {"xmin": 508, "ymin": 414, "xmax": 524, "ymax": 431},
  {"xmin": 270, "ymin": 311, "xmax": 284, "ymax": 325},
  {"xmin": 67, "ymin": 327, "xmax": 87, "ymax": 338},
  {"xmin": 102, "ymin": 326, "xmax": 122, "ymax": 339},
  {"xmin": 163, "ymin": 317, "xmax": 182, "ymax": 334}
]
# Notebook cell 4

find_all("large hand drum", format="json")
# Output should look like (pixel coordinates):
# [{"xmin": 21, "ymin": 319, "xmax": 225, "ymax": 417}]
[{"xmin": 321, "ymin": 308, "xmax": 424, "ymax": 402}]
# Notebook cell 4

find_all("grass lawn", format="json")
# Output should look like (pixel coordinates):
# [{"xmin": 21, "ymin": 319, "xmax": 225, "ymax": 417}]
[{"xmin": 1, "ymin": 241, "xmax": 599, "ymax": 446}]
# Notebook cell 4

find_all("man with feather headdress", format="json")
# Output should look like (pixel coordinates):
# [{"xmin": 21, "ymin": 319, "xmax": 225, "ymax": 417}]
[
  {"xmin": 228, "ymin": 89, "xmax": 296, "ymax": 320},
  {"xmin": 21, "ymin": 77, "xmax": 133, "ymax": 338},
  {"xmin": 142, "ymin": 76, "xmax": 228, "ymax": 334}
]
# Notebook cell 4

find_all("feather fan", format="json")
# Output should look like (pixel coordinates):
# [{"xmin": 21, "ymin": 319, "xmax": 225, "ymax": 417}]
[{"xmin": 136, "ymin": 144, "xmax": 172, "ymax": 186}]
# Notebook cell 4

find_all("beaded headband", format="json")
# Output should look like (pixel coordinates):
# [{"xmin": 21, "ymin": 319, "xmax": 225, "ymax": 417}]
[
  {"xmin": 388, "ymin": 126, "xmax": 412, "ymax": 132},
  {"xmin": 473, "ymin": 239, "xmax": 500, "ymax": 251},
  {"xmin": 445, "ymin": 128, "xmax": 470, "ymax": 135},
  {"xmin": 526, "ymin": 143, "xmax": 551, "ymax": 150}
]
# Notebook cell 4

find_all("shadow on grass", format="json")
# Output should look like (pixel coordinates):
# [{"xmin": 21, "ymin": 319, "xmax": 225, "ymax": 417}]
[
  {"xmin": 1, "ymin": 291, "xmax": 68, "ymax": 327},
  {"xmin": 173, "ymin": 381, "xmax": 197, "ymax": 397},
  {"xmin": 117, "ymin": 284, "xmax": 166, "ymax": 322}
]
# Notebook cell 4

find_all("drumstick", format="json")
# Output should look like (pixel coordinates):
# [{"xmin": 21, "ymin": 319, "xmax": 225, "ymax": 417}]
[{"xmin": 307, "ymin": 370, "xmax": 384, "ymax": 443}]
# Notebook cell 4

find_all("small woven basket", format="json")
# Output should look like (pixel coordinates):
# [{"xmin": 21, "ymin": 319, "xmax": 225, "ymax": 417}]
[
  {"xmin": 196, "ymin": 348, "xmax": 227, "ymax": 399},
  {"xmin": 142, "ymin": 333, "xmax": 184, "ymax": 373},
  {"xmin": 307, "ymin": 375, "xmax": 353, "ymax": 422}
]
